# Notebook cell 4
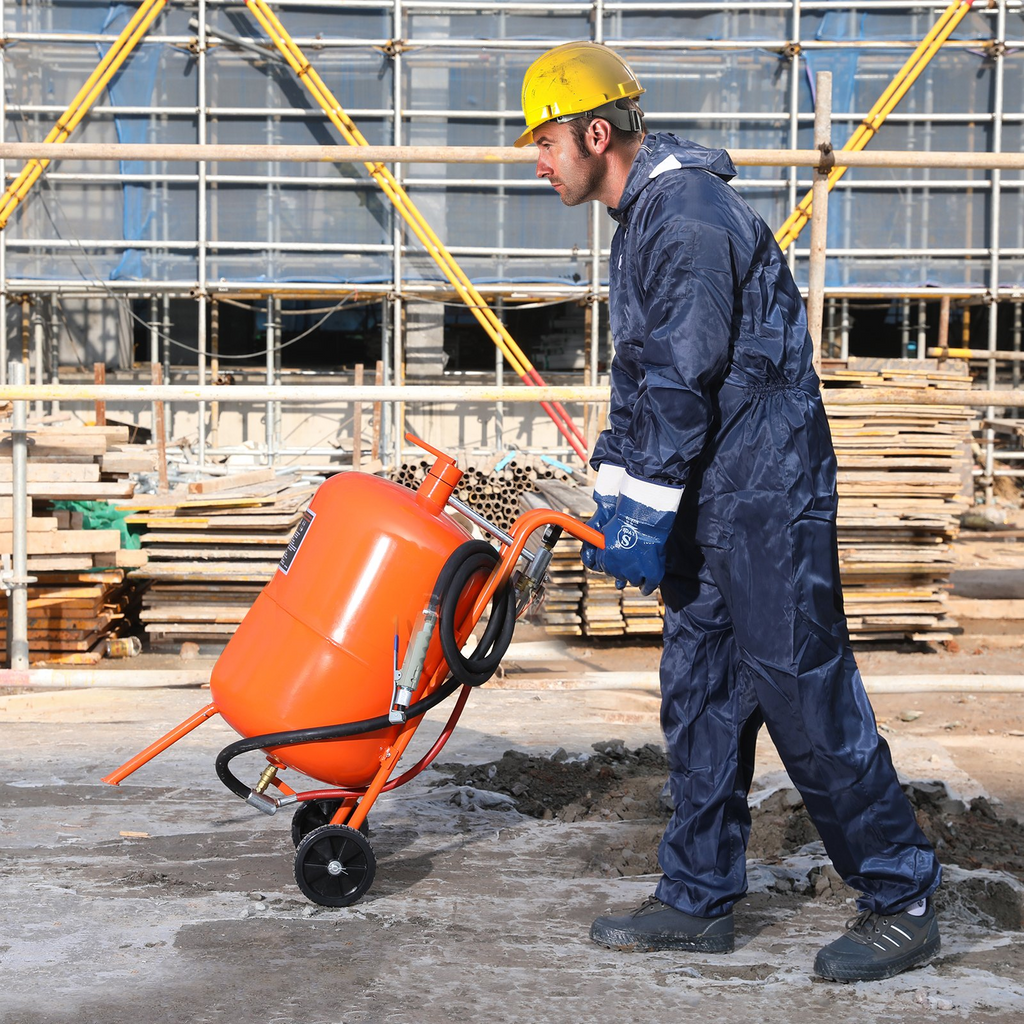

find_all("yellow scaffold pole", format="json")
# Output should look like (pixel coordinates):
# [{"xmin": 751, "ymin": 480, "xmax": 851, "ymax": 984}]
[
  {"xmin": 245, "ymin": 0, "xmax": 589, "ymax": 460},
  {"xmin": 0, "ymin": 0, "xmax": 168, "ymax": 229},
  {"xmin": 775, "ymin": 0, "xmax": 977, "ymax": 252}
]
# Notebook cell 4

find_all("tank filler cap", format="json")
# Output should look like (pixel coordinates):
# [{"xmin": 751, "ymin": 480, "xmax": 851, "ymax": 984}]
[{"xmin": 406, "ymin": 432, "xmax": 463, "ymax": 512}]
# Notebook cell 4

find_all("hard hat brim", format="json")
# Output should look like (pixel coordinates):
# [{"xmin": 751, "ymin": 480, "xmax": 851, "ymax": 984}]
[{"xmin": 513, "ymin": 125, "xmax": 536, "ymax": 149}]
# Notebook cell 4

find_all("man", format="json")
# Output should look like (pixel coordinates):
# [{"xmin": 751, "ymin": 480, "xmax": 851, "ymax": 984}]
[{"xmin": 514, "ymin": 41, "xmax": 942, "ymax": 982}]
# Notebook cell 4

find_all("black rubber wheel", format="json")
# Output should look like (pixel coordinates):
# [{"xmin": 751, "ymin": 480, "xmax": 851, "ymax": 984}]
[
  {"xmin": 294, "ymin": 824, "xmax": 376, "ymax": 907},
  {"xmin": 291, "ymin": 800, "xmax": 368, "ymax": 846}
]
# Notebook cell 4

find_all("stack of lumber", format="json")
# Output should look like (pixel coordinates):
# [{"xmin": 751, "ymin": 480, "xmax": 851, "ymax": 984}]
[
  {"xmin": 0, "ymin": 570, "xmax": 139, "ymax": 665},
  {"xmin": 0, "ymin": 421, "xmax": 153, "ymax": 664},
  {"xmin": 621, "ymin": 589, "xmax": 664, "ymax": 634},
  {"xmin": 822, "ymin": 358, "xmax": 974, "ymax": 641},
  {"xmin": 392, "ymin": 450, "xmax": 577, "ymax": 534},
  {"xmin": 123, "ymin": 468, "xmax": 318, "ymax": 650},
  {"xmin": 581, "ymin": 577, "xmax": 628, "ymax": 636}
]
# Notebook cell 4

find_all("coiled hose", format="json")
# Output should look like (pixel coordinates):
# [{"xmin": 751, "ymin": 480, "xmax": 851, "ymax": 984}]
[{"xmin": 215, "ymin": 539, "xmax": 516, "ymax": 801}]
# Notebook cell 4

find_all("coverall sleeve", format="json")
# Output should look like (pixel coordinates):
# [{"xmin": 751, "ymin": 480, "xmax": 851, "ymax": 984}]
[
  {"xmin": 590, "ymin": 335, "xmax": 642, "ymax": 471},
  {"xmin": 623, "ymin": 192, "xmax": 737, "ymax": 487}
]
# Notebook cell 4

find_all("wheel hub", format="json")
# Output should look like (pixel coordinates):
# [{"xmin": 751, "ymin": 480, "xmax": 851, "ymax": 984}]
[{"xmin": 327, "ymin": 859, "xmax": 345, "ymax": 876}]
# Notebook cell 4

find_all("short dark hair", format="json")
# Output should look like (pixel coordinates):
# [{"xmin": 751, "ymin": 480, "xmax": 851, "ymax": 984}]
[{"xmin": 566, "ymin": 98, "xmax": 646, "ymax": 157}]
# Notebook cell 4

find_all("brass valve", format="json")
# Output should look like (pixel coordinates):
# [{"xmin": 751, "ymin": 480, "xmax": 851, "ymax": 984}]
[{"xmin": 254, "ymin": 763, "xmax": 279, "ymax": 795}]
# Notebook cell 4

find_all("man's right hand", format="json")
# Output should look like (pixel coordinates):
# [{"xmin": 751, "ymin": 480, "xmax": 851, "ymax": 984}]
[{"xmin": 581, "ymin": 473, "xmax": 683, "ymax": 595}]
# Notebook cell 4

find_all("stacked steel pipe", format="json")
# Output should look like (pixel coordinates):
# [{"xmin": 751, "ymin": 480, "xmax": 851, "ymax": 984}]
[{"xmin": 391, "ymin": 450, "xmax": 577, "ymax": 535}]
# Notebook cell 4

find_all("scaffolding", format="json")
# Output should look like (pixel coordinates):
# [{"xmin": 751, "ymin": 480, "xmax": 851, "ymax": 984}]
[{"xmin": 0, "ymin": 0, "xmax": 1021, "ymax": 475}]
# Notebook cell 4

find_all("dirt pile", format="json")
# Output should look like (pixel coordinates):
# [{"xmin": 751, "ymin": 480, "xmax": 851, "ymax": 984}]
[
  {"xmin": 433, "ymin": 741, "xmax": 1024, "ymax": 926},
  {"xmin": 437, "ymin": 739, "xmax": 668, "ymax": 821}
]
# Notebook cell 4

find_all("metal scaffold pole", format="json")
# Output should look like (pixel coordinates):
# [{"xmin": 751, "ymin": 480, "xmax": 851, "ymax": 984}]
[
  {"xmin": 983, "ymin": 0, "xmax": 1007, "ymax": 505},
  {"xmin": 807, "ymin": 72, "xmax": 832, "ymax": 377},
  {"xmin": 4, "ymin": 361, "xmax": 31, "ymax": 670}
]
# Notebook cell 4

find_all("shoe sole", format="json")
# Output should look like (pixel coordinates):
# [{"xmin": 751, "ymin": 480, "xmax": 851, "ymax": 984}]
[
  {"xmin": 814, "ymin": 934, "xmax": 941, "ymax": 982},
  {"xmin": 590, "ymin": 924, "xmax": 734, "ymax": 954}
]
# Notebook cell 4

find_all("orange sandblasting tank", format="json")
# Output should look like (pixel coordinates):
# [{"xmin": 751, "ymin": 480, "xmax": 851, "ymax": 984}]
[{"xmin": 209, "ymin": 445, "xmax": 470, "ymax": 787}]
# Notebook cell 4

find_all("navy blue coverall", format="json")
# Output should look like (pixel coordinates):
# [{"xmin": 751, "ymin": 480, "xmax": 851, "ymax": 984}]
[{"xmin": 591, "ymin": 133, "xmax": 941, "ymax": 918}]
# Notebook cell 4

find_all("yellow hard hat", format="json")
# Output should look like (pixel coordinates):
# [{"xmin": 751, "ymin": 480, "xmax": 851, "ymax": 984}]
[{"xmin": 514, "ymin": 41, "xmax": 645, "ymax": 148}]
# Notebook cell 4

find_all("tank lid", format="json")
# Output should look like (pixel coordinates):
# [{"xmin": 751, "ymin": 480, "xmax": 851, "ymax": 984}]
[{"xmin": 407, "ymin": 432, "xmax": 463, "ymax": 512}]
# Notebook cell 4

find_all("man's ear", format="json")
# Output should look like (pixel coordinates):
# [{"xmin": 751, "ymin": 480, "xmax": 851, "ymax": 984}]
[{"xmin": 589, "ymin": 118, "xmax": 613, "ymax": 155}]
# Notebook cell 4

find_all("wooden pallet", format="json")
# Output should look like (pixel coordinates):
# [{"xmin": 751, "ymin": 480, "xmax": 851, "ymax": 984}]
[{"xmin": 0, "ymin": 420, "xmax": 149, "ymax": 664}]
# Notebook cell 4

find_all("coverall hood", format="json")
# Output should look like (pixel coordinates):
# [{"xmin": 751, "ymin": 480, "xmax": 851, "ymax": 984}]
[{"xmin": 610, "ymin": 133, "xmax": 737, "ymax": 223}]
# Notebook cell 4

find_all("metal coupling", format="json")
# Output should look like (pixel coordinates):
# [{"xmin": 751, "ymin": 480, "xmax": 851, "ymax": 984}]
[
  {"xmin": 246, "ymin": 790, "xmax": 279, "ymax": 815},
  {"xmin": 389, "ymin": 683, "xmax": 415, "ymax": 724}
]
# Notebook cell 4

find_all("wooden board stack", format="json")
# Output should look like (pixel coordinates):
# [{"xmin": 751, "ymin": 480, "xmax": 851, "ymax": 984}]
[
  {"xmin": 0, "ymin": 571, "xmax": 140, "ymax": 664},
  {"xmin": 822, "ymin": 358, "xmax": 974, "ymax": 641},
  {"xmin": 123, "ymin": 468, "xmax": 318, "ymax": 650},
  {"xmin": 0, "ymin": 422, "xmax": 153, "ymax": 664}
]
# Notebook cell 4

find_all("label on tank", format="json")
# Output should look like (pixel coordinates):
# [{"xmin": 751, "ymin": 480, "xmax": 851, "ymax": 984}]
[{"xmin": 279, "ymin": 508, "xmax": 315, "ymax": 575}]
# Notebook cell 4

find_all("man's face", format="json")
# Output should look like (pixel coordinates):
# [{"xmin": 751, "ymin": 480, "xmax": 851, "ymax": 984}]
[{"xmin": 533, "ymin": 120, "xmax": 603, "ymax": 207}]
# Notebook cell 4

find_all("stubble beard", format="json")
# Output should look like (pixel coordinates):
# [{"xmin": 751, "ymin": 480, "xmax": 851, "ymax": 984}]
[{"xmin": 556, "ymin": 158, "xmax": 603, "ymax": 207}]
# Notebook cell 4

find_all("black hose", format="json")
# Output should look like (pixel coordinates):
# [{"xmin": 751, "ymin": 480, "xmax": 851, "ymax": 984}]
[
  {"xmin": 215, "ymin": 676, "xmax": 463, "ymax": 800},
  {"xmin": 215, "ymin": 539, "xmax": 516, "ymax": 801},
  {"xmin": 438, "ymin": 541, "xmax": 516, "ymax": 687}
]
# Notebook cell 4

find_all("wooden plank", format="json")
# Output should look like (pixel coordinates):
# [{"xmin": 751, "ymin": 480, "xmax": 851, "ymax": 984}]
[
  {"xmin": 22, "ymin": 572, "xmax": 124, "ymax": 586},
  {"xmin": 101, "ymin": 451, "xmax": 159, "ymax": 474},
  {"xmin": 31, "ymin": 647, "xmax": 105, "ymax": 666},
  {"xmin": 0, "ymin": 517, "xmax": 58, "ymax": 533},
  {"xmin": 0, "ymin": 481, "xmax": 134, "ymax": 499},
  {"xmin": 0, "ymin": 425, "xmax": 130, "ymax": 440},
  {"xmin": 25, "ymin": 556, "xmax": 99, "ymax": 571},
  {"xmin": 144, "ymin": 622, "xmax": 238, "ymax": 635},
  {"xmin": 140, "ymin": 605, "xmax": 246, "ymax": 623},
  {"xmin": 20, "ymin": 612, "xmax": 118, "ymax": 631},
  {"xmin": 0, "ymin": 528, "xmax": 121, "ymax": 555},
  {"xmin": 186, "ymin": 467, "xmax": 277, "ymax": 495},
  {"xmin": 0, "ymin": 440, "xmax": 107, "ymax": 458},
  {"xmin": 104, "ymin": 548, "xmax": 148, "ymax": 568},
  {"xmin": 0, "ymin": 496, "xmax": 32, "ymax": 518},
  {"xmin": 29, "ymin": 591, "xmax": 121, "ymax": 606},
  {"xmin": 0, "ymin": 463, "xmax": 100, "ymax": 483},
  {"xmin": 145, "ymin": 547, "xmax": 282, "ymax": 560},
  {"xmin": 130, "ymin": 562, "xmax": 278, "ymax": 580},
  {"xmin": 0, "ymin": 622, "xmax": 118, "ymax": 642},
  {"xmin": 138, "ymin": 532, "xmax": 288, "ymax": 546},
  {"xmin": 945, "ymin": 598, "xmax": 1024, "ymax": 620}
]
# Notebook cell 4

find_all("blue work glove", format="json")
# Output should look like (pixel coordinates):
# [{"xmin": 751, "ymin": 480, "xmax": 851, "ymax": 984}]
[
  {"xmin": 580, "ymin": 463, "xmax": 625, "ymax": 572},
  {"xmin": 589, "ymin": 474, "xmax": 682, "ymax": 596}
]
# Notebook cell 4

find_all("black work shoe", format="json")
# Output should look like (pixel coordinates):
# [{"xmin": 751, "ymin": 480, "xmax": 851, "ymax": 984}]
[
  {"xmin": 814, "ymin": 902, "xmax": 940, "ymax": 982},
  {"xmin": 590, "ymin": 895, "xmax": 734, "ymax": 953}
]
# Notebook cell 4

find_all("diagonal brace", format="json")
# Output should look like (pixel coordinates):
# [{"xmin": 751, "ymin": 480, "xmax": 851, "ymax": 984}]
[{"xmin": 245, "ymin": 0, "xmax": 589, "ymax": 460}]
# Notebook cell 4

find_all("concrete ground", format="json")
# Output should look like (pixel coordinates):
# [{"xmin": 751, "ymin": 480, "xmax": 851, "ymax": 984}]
[{"xmin": 2, "ymin": 526, "xmax": 1024, "ymax": 1024}]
